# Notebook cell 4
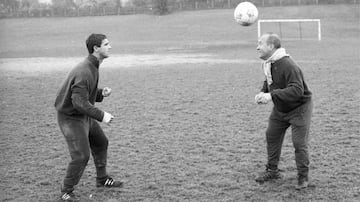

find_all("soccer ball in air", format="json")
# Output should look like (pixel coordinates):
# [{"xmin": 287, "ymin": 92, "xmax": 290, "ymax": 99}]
[{"xmin": 234, "ymin": 2, "xmax": 259, "ymax": 26}]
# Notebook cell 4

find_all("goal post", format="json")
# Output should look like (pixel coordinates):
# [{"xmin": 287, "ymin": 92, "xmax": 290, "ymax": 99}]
[{"xmin": 257, "ymin": 19, "xmax": 321, "ymax": 41}]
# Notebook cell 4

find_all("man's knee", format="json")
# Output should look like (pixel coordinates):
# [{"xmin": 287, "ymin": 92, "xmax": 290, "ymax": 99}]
[
  {"xmin": 103, "ymin": 137, "xmax": 109, "ymax": 149},
  {"xmin": 95, "ymin": 138, "xmax": 108, "ymax": 153},
  {"xmin": 292, "ymin": 126, "xmax": 310, "ymax": 148},
  {"xmin": 70, "ymin": 150, "xmax": 90, "ymax": 166},
  {"xmin": 93, "ymin": 138, "xmax": 108, "ymax": 153},
  {"xmin": 292, "ymin": 136, "xmax": 308, "ymax": 152},
  {"xmin": 89, "ymin": 131, "xmax": 109, "ymax": 151},
  {"xmin": 266, "ymin": 127, "xmax": 285, "ymax": 144}
]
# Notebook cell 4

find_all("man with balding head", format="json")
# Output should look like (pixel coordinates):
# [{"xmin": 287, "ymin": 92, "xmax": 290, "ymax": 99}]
[{"xmin": 254, "ymin": 33, "xmax": 313, "ymax": 190}]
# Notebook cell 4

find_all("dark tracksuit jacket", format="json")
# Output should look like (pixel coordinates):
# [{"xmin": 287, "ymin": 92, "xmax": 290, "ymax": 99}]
[
  {"xmin": 55, "ymin": 54, "xmax": 104, "ymax": 121},
  {"xmin": 261, "ymin": 56, "xmax": 312, "ymax": 113},
  {"xmin": 260, "ymin": 56, "xmax": 312, "ymax": 175}
]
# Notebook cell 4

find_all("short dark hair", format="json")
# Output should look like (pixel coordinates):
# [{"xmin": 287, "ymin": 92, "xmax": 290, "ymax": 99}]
[
  {"xmin": 86, "ymin": 33, "xmax": 107, "ymax": 54},
  {"xmin": 265, "ymin": 32, "xmax": 281, "ymax": 49}
]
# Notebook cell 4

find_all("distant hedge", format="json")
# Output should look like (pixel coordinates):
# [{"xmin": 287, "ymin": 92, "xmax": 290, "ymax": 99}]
[{"xmin": 0, "ymin": 0, "xmax": 359, "ymax": 18}]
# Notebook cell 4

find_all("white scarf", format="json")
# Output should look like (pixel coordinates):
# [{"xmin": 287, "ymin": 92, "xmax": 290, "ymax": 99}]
[{"xmin": 262, "ymin": 48, "xmax": 289, "ymax": 85}]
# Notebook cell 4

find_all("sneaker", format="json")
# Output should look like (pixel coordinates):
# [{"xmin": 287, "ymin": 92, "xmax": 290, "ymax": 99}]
[
  {"xmin": 96, "ymin": 176, "xmax": 124, "ymax": 188},
  {"xmin": 255, "ymin": 166, "xmax": 282, "ymax": 184},
  {"xmin": 295, "ymin": 175, "xmax": 309, "ymax": 190},
  {"xmin": 59, "ymin": 192, "xmax": 79, "ymax": 202}
]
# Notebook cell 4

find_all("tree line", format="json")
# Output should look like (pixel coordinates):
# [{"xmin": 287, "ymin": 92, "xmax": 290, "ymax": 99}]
[{"xmin": 0, "ymin": 0, "xmax": 358, "ymax": 18}]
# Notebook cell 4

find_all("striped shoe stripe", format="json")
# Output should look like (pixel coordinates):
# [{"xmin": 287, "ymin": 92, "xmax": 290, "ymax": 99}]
[
  {"xmin": 104, "ymin": 178, "xmax": 115, "ymax": 186},
  {"xmin": 62, "ymin": 193, "xmax": 70, "ymax": 200}
]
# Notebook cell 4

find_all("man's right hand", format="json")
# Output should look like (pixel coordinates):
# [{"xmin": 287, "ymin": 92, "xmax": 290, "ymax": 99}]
[
  {"xmin": 255, "ymin": 92, "xmax": 271, "ymax": 104},
  {"xmin": 255, "ymin": 92, "xmax": 264, "ymax": 104},
  {"xmin": 102, "ymin": 112, "xmax": 114, "ymax": 124}
]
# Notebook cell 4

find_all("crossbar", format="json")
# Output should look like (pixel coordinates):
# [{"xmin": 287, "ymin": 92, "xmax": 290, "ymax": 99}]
[{"xmin": 257, "ymin": 19, "xmax": 321, "ymax": 41}]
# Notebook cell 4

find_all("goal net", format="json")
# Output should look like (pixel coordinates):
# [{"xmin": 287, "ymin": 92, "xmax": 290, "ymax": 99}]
[{"xmin": 257, "ymin": 19, "xmax": 321, "ymax": 41}]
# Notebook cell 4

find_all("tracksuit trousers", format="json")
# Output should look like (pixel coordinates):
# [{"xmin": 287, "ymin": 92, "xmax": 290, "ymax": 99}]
[
  {"xmin": 57, "ymin": 112, "xmax": 108, "ymax": 193},
  {"xmin": 266, "ymin": 100, "xmax": 313, "ymax": 177}
]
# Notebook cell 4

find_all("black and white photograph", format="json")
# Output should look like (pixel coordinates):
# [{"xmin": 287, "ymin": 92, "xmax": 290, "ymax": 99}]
[{"xmin": 0, "ymin": 0, "xmax": 359, "ymax": 201}]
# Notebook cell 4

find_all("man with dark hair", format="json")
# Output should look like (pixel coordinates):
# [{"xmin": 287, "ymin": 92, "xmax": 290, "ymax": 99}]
[
  {"xmin": 254, "ymin": 33, "xmax": 313, "ymax": 190},
  {"xmin": 55, "ymin": 33, "xmax": 123, "ymax": 201},
  {"xmin": 86, "ymin": 34, "xmax": 107, "ymax": 54}
]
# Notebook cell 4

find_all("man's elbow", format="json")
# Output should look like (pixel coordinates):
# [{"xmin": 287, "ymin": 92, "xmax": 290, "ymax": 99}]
[
  {"xmin": 71, "ymin": 96, "xmax": 88, "ymax": 114},
  {"xmin": 292, "ymin": 85, "xmax": 305, "ymax": 99}
]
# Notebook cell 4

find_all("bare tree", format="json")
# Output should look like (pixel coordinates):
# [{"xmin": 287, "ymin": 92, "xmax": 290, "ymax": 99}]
[{"xmin": 152, "ymin": 0, "xmax": 168, "ymax": 15}]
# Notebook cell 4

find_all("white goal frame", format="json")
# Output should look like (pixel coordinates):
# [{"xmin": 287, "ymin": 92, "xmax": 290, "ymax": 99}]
[{"xmin": 257, "ymin": 19, "xmax": 321, "ymax": 41}]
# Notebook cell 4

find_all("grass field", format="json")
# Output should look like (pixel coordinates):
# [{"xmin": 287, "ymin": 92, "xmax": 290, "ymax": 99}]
[{"xmin": 1, "ymin": 4, "xmax": 360, "ymax": 202}]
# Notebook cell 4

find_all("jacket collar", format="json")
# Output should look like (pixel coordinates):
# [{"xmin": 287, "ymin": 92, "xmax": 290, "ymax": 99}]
[{"xmin": 87, "ymin": 54, "xmax": 100, "ymax": 69}]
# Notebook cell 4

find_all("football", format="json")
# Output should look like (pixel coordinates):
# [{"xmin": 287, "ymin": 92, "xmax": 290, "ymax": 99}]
[{"xmin": 234, "ymin": 2, "xmax": 259, "ymax": 26}]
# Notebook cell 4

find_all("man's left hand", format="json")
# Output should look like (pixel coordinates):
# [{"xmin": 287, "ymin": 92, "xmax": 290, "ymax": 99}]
[{"xmin": 102, "ymin": 87, "xmax": 112, "ymax": 97}]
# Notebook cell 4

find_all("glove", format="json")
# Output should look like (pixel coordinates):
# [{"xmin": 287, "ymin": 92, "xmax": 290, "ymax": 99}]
[
  {"xmin": 102, "ymin": 111, "xmax": 114, "ymax": 124},
  {"xmin": 102, "ymin": 87, "xmax": 112, "ymax": 97}
]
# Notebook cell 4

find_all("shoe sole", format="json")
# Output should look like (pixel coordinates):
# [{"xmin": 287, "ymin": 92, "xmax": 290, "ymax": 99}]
[
  {"xmin": 295, "ymin": 186, "xmax": 308, "ymax": 190},
  {"xmin": 295, "ymin": 182, "xmax": 309, "ymax": 190},
  {"xmin": 96, "ymin": 182, "xmax": 124, "ymax": 188},
  {"xmin": 255, "ymin": 176, "xmax": 282, "ymax": 184}
]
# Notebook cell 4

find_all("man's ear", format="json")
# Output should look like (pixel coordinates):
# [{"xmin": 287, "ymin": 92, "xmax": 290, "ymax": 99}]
[
  {"xmin": 93, "ymin": 45, "xmax": 99, "ymax": 53},
  {"xmin": 269, "ymin": 43, "xmax": 275, "ymax": 50}
]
